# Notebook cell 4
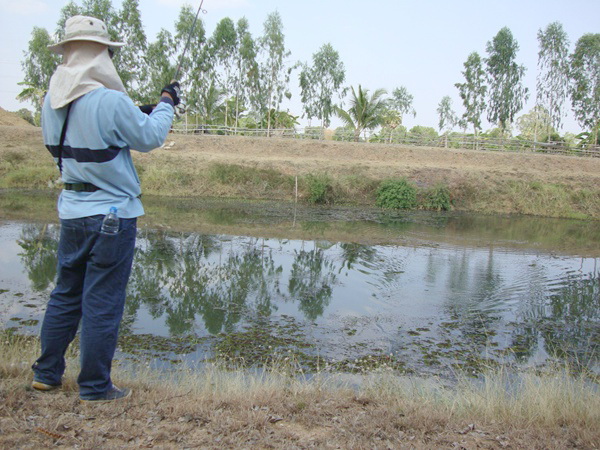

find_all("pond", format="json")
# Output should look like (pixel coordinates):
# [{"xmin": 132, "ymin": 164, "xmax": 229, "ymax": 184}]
[{"xmin": 1, "ymin": 196, "xmax": 599, "ymax": 378}]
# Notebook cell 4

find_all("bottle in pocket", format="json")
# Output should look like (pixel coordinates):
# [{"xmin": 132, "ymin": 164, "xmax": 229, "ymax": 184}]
[{"xmin": 101, "ymin": 207, "xmax": 119, "ymax": 235}]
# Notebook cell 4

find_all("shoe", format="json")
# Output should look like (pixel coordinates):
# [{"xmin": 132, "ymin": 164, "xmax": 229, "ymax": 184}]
[
  {"xmin": 80, "ymin": 385, "xmax": 132, "ymax": 403},
  {"xmin": 32, "ymin": 381, "xmax": 62, "ymax": 391}
]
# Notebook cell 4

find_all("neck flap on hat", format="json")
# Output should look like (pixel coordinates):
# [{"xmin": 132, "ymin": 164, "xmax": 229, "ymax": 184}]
[{"xmin": 49, "ymin": 41, "xmax": 126, "ymax": 109}]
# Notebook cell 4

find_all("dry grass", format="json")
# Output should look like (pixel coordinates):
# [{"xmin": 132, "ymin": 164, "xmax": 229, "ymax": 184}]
[
  {"xmin": 2, "ymin": 125, "xmax": 600, "ymax": 219},
  {"xmin": 1, "ymin": 332, "xmax": 598, "ymax": 448}
]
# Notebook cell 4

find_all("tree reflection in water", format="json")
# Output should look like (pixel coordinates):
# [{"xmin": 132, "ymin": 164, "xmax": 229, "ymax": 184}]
[
  {"xmin": 125, "ymin": 232, "xmax": 339, "ymax": 335},
  {"xmin": 15, "ymin": 223, "xmax": 598, "ymax": 370},
  {"xmin": 512, "ymin": 268, "xmax": 600, "ymax": 370},
  {"xmin": 288, "ymin": 242, "xmax": 337, "ymax": 321},
  {"xmin": 17, "ymin": 223, "xmax": 59, "ymax": 292}
]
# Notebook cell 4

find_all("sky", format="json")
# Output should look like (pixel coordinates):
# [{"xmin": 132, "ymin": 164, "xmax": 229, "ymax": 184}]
[{"xmin": 1, "ymin": 0, "xmax": 598, "ymax": 133}]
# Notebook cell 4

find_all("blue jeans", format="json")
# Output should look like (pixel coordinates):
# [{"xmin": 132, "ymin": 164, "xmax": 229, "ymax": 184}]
[{"xmin": 32, "ymin": 215, "xmax": 137, "ymax": 399}]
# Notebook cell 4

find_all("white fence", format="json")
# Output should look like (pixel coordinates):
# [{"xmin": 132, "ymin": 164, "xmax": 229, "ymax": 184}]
[{"xmin": 170, "ymin": 124, "xmax": 600, "ymax": 158}]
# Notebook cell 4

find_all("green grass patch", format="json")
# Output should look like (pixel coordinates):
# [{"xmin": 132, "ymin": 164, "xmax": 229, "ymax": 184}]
[
  {"xmin": 208, "ymin": 163, "xmax": 293, "ymax": 191},
  {"xmin": 0, "ymin": 167, "xmax": 57, "ymax": 189}
]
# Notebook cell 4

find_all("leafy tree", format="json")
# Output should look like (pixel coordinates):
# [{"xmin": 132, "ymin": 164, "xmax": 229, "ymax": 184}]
[
  {"xmin": 114, "ymin": 0, "xmax": 147, "ymax": 99},
  {"xmin": 299, "ymin": 43, "xmax": 346, "ymax": 128},
  {"xmin": 437, "ymin": 96, "xmax": 458, "ymax": 147},
  {"xmin": 408, "ymin": 125, "xmax": 438, "ymax": 143},
  {"xmin": 173, "ymin": 5, "xmax": 210, "ymax": 116},
  {"xmin": 335, "ymin": 85, "xmax": 387, "ymax": 141},
  {"xmin": 233, "ymin": 18, "xmax": 258, "ymax": 128},
  {"xmin": 516, "ymin": 106, "xmax": 557, "ymax": 142},
  {"xmin": 81, "ymin": 0, "xmax": 115, "ymax": 25},
  {"xmin": 485, "ymin": 27, "xmax": 529, "ymax": 134},
  {"xmin": 569, "ymin": 33, "xmax": 600, "ymax": 145},
  {"xmin": 56, "ymin": 1, "xmax": 82, "ymax": 39},
  {"xmin": 257, "ymin": 11, "xmax": 292, "ymax": 133},
  {"xmin": 536, "ymin": 22, "xmax": 570, "ymax": 137},
  {"xmin": 140, "ymin": 29, "xmax": 175, "ymax": 104},
  {"xmin": 209, "ymin": 17, "xmax": 238, "ymax": 125},
  {"xmin": 19, "ymin": 27, "xmax": 60, "ymax": 112},
  {"xmin": 388, "ymin": 86, "xmax": 416, "ymax": 125},
  {"xmin": 455, "ymin": 52, "xmax": 487, "ymax": 142},
  {"xmin": 15, "ymin": 108, "xmax": 36, "ymax": 126}
]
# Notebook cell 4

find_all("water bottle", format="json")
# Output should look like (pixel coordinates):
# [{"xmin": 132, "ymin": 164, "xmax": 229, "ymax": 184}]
[{"xmin": 101, "ymin": 207, "xmax": 119, "ymax": 235}]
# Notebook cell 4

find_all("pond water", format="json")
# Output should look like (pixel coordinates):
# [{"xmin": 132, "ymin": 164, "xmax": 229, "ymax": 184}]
[{"xmin": 1, "ymin": 198, "xmax": 599, "ymax": 378}]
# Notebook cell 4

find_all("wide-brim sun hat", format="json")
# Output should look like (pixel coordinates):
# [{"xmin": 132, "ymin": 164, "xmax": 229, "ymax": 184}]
[{"xmin": 48, "ymin": 15, "xmax": 125, "ymax": 54}]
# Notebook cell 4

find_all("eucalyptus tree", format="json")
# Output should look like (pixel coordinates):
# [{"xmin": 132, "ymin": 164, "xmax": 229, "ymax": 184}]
[
  {"xmin": 114, "ymin": 0, "xmax": 147, "ymax": 100},
  {"xmin": 233, "ymin": 18, "xmax": 258, "ymax": 128},
  {"xmin": 437, "ymin": 96, "xmax": 458, "ymax": 147},
  {"xmin": 257, "ymin": 11, "xmax": 292, "ymax": 134},
  {"xmin": 209, "ymin": 17, "xmax": 238, "ymax": 125},
  {"xmin": 388, "ymin": 86, "xmax": 416, "ymax": 125},
  {"xmin": 81, "ymin": 0, "xmax": 115, "ymax": 25},
  {"xmin": 569, "ymin": 33, "xmax": 600, "ymax": 145},
  {"xmin": 173, "ymin": 5, "xmax": 209, "ymax": 117},
  {"xmin": 19, "ymin": 27, "xmax": 60, "ymax": 113},
  {"xmin": 299, "ymin": 43, "xmax": 346, "ymax": 128},
  {"xmin": 335, "ymin": 85, "xmax": 387, "ymax": 141},
  {"xmin": 140, "ymin": 29, "xmax": 175, "ymax": 104},
  {"xmin": 485, "ymin": 27, "xmax": 529, "ymax": 134},
  {"xmin": 455, "ymin": 52, "xmax": 487, "ymax": 143},
  {"xmin": 536, "ymin": 22, "xmax": 570, "ymax": 140},
  {"xmin": 56, "ymin": 1, "xmax": 82, "ymax": 39}
]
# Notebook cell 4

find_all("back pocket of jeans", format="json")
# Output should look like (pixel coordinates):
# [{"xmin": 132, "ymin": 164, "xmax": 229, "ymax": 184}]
[{"xmin": 92, "ymin": 231, "xmax": 120, "ymax": 268}]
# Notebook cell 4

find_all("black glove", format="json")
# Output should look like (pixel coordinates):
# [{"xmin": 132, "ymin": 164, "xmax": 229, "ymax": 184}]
[
  {"xmin": 139, "ymin": 104, "xmax": 156, "ymax": 115},
  {"xmin": 161, "ymin": 82, "xmax": 181, "ymax": 106}
]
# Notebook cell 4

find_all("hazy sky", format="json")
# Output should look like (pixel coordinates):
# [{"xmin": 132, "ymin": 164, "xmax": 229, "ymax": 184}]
[{"xmin": 1, "ymin": 0, "xmax": 598, "ymax": 133}]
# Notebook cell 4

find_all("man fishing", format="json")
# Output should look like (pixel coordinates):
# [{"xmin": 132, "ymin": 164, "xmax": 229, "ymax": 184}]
[{"xmin": 31, "ymin": 15, "xmax": 180, "ymax": 403}]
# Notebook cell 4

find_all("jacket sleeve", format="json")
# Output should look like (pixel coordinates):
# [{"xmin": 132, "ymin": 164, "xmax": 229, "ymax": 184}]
[{"xmin": 110, "ymin": 93, "xmax": 175, "ymax": 152}]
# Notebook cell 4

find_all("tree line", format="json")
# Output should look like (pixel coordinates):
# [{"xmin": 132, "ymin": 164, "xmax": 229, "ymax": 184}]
[{"xmin": 19, "ymin": 0, "xmax": 600, "ymax": 146}]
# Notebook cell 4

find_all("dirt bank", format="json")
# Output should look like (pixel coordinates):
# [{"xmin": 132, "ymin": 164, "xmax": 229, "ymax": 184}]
[{"xmin": 1, "ymin": 125, "xmax": 600, "ymax": 218}]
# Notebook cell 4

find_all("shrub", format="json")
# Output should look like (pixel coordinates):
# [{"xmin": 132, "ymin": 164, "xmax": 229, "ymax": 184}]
[
  {"xmin": 376, "ymin": 179, "xmax": 418, "ymax": 210},
  {"xmin": 423, "ymin": 184, "xmax": 452, "ymax": 211},
  {"xmin": 305, "ymin": 174, "xmax": 334, "ymax": 205}
]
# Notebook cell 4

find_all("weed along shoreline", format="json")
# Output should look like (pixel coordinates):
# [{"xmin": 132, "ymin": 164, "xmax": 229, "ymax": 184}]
[
  {"xmin": 2, "ymin": 333, "xmax": 599, "ymax": 448},
  {"xmin": 1, "ymin": 124, "xmax": 600, "ymax": 219},
  {"xmin": 2, "ymin": 125, "xmax": 600, "ymax": 448}
]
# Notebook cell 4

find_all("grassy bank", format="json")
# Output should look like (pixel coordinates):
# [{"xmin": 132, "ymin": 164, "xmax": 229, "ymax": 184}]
[
  {"xmin": 1, "ymin": 125, "xmax": 600, "ymax": 219},
  {"xmin": 1, "ymin": 332, "xmax": 598, "ymax": 448}
]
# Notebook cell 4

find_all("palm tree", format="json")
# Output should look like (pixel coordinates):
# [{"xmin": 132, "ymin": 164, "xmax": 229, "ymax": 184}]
[{"xmin": 335, "ymin": 85, "xmax": 387, "ymax": 141}]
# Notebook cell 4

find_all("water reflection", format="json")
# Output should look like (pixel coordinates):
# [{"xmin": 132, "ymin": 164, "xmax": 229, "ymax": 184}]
[
  {"xmin": 17, "ymin": 224, "xmax": 59, "ymax": 292},
  {"xmin": 7, "ymin": 220, "xmax": 599, "ymax": 373}
]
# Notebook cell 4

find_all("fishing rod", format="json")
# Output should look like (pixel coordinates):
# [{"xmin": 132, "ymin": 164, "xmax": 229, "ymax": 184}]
[{"xmin": 174, "ymin": 0, "xmax": 207, "ymax": 82}]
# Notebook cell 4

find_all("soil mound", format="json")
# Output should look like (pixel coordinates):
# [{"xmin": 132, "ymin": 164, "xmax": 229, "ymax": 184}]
[{"xmin": 0, "ymin": 107, "xmax": 34, "ymax": 127}]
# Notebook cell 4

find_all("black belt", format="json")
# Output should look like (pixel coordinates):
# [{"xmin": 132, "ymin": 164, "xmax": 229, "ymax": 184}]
[{"xmin": 64, "ymin": 182, "xmax": 101, "ymax": 192}]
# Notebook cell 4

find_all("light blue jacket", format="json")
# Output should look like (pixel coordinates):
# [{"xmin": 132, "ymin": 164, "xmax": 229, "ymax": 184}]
[{"xmin": 42, "ymin": 87, "xmax": 174, "ymax": 219}]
